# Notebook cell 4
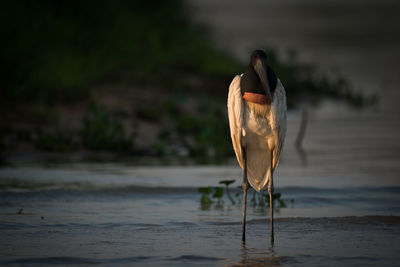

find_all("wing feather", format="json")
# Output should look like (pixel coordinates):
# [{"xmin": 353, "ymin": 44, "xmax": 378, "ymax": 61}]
[
  {"xmin": 227, "ymin": 75, "xmax": 245, "ymax": 168},
  {"xmin": 270, "ymin": 79, "xmax": 287, "ymax": 170}
]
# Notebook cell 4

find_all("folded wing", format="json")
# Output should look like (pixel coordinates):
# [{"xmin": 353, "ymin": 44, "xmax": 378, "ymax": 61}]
[
  {"xmin": 227, "ymin": 75, "xmax": 245, "ymax": 168},
  {"xmin": 270, "ymin": 79, "xmax": 287, "ymax": 170}
]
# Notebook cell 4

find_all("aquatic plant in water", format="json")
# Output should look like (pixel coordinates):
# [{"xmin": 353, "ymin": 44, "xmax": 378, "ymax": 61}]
[
  {"xmin": 198, "ymin": 180, "xmax": 288, "ymax": 210},
  {"xmin": 219, "ymin": 180, "xmax": 235, "ymax": 204},
  {"xmin": 198, "ymin": 186, "xmax": 224, "ymax": 210},
  {"xmin": 197, "ymin": 187, "xmax": 214, "ymax": 210}
]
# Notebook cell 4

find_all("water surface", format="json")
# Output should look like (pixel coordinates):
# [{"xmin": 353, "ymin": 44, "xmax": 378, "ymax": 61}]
[{"xmin": 0, "ymin": 165, "xmax": 400, "ymax": 266}]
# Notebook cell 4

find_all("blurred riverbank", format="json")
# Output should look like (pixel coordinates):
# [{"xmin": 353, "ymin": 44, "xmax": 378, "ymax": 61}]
[{"xmin": 0, "ymin": 0, "xmax": 379, "ymax": 164}]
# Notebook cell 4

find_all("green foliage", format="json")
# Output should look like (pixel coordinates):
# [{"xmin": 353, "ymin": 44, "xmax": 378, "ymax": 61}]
[
  {"xmin": 186, "ymin": 44, "xmax": 241, "ymax": 76},
  {"xmin": 265, "ymin": 192, "xmax": 286, "ymax": 208},
  {"xmin": 219, "ymin": 180, "xmax": 235, "ymax": 186},
  {"xmin": 248, "ymin": 190, "xmax": 287, "ymax": 208},
  {"xmin": 152, "ymin": 130, "xmax": 171, "ymax": 157},
  {"xmin": 220, "ymin": 180, "xmax": 236, "ymax": 204},
  {"xmin": 0, "ymin": 0, "xmax": 240, "ymax": 105},
  {"xmin": 173, "ymin": 104, "xmax": 232, "ymax": 163},
  {"xmin": 198, "ymin": 187, "xmax": 213, "ymax": 195},
  {"xmin": 198, "ymin": 180, "xmax": 288, "ymax": 210},
  {"xmin": 212, "ymin": 187, "xmax": 224, "ymax": 198},
  {"xmin": 136, "ymin": 106, "xmax": 160, "ymax": 122},
  {"xmin": 35, "ymin": 130, "xmax": 76, "ymax": 152},
  {"xmin": 147, "ymin": 97, "xmax": 233, "ymax": 162},
  {"xmin": 198, "ymin": 187, "xmax": 214, "ymax": 210},
  {"xmin": 198, "ymin": 186, "xmax": 225, "ymax": 210},
  {"xmin": 80, "ymin": 102, "xmax": 133, "ymax": 152}
]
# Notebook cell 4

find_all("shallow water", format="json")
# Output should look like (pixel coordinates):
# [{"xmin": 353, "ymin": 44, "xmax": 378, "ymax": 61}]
[{"xmin": 0, "ymin": 165, "xmax": 400, "ymax": 266}]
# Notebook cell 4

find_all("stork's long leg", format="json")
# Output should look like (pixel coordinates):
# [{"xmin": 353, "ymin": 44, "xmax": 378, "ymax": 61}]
[
  {"xmin": 242, "ymin": 147, "xmax": 249, "ymax": 243},
  {"xmin": 268, "ymin": 150, "xmax": 274, "ymax": 245}
]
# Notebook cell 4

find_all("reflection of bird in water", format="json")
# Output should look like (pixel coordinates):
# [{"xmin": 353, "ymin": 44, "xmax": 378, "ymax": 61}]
[
  {"xmin": 227, "ymin": 50, "xmax": 287, "ymax": 244},
  {"xmin": 233, "ymin": 244, "xmax": 283, "ymax": 266}
]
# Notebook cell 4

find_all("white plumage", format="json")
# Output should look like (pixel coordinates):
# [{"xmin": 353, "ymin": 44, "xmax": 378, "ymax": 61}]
[
  {"xmin": 227, "ymin": 50, "xmax": 286, "ymax": 244},
  {"xmin": 227, "ymin": 74, "xmax": 287, "ymax": 192}
]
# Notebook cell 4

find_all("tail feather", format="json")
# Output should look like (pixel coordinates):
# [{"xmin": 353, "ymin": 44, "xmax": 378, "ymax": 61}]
[{"xmin": 246, "ymin": 148, "xmax": 272, "ymax": 192}]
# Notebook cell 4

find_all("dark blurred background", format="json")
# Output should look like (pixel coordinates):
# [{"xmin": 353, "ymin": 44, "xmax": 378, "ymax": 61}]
[
  {"xmin": 0, "ymin": 0, "xmax": 241, "ymax": 163},
  {"xmin": 0, "ymin": 2, "xmax": 400, "ymax": 264},
  {"xmin": 0, "ymin": 0, "xmax": 397, "ymax": 167}
]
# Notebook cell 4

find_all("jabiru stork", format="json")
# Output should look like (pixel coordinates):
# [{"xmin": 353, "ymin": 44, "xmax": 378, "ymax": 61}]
[{"xmin": 227, "ymin": 50, "xmax": 287, "ymax": 244}]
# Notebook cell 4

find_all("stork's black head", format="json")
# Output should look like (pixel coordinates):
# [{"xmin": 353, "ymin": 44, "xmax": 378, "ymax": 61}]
[
  {"xmin": 240, "ymin": 50, "xmax": 277, "ymax": 101},
  {"xmin": 250, "ymin": 50, "xmax": 267, "ymax": 66}
]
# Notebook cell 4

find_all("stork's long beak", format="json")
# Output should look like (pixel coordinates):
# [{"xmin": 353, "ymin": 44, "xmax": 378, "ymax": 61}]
[{"xmin": 254, "ymin": 58, "xmax": 272, "ymax": 101}]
